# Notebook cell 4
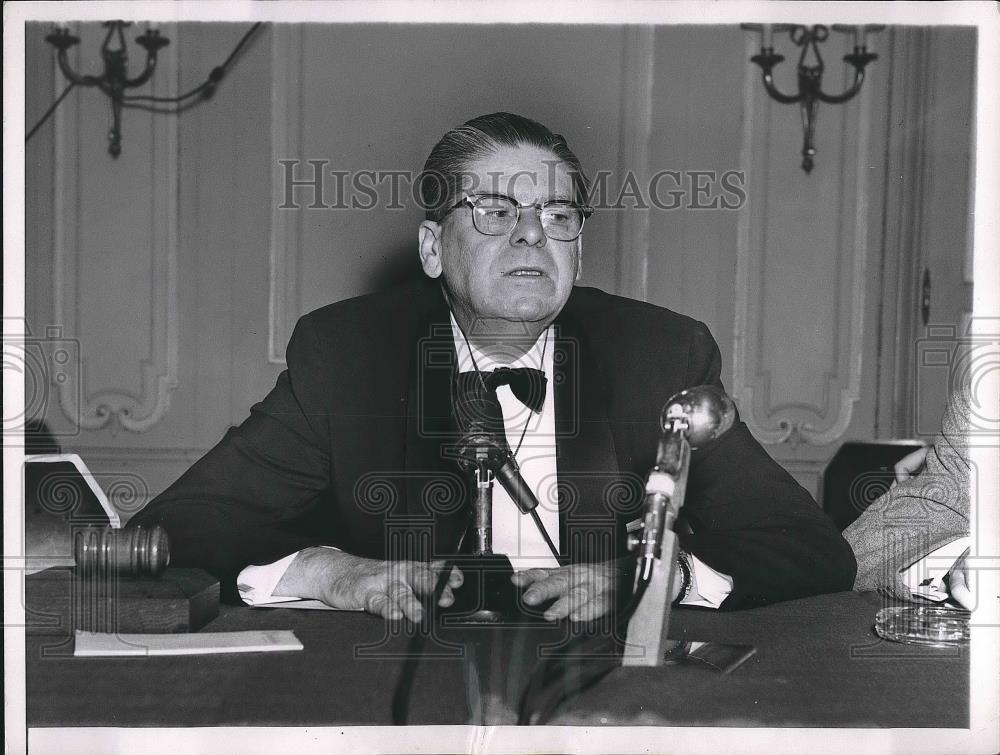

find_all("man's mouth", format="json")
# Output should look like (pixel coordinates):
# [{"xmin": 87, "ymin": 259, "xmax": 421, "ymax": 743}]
[{"xmin": 505, "ymin": 267, "xmax": 546, "ymax": 277}]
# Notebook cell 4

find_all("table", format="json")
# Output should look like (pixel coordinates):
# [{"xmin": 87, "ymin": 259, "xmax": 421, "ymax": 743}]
[{"xmin": 26, "ymin": 590, "xmax": 968, "ymax": 728}]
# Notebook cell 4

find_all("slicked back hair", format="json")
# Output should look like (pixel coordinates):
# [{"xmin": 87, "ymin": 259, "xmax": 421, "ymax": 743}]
[{"xmin": 420, "ymin": 112, "xmax": 591, "ymax": 222}]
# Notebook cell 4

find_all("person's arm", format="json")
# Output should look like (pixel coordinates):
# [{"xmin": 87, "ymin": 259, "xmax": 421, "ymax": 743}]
[
  {"xmin": 128, "ymin": 314, "xmax": 340, "ymax": 602},
  {"xmin": 677, "ymin": 323, "xmax": 857, "ymax": 610},
  {"xmin": 843, "ymin": 387, "xmax": 971, "ymax": 600}
]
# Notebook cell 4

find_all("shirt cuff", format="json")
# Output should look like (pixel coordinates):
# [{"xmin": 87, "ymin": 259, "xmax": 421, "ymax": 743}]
[
  {"xmin": 679, "ymin": 553, "xmax": 733, "ymax": 609},
  {"xmin": 236, "ymin": 546, "xmax": 340, "ymax": 606}
]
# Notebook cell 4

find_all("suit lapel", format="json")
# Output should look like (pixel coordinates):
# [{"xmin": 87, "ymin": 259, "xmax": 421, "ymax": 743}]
[
  {"xmin": 403, "ymin": 292, "xmax": 470, "ymax": 560},
  {"xmin": 552, "ymin": 302, "xmax": 626, "ymax": 564}
]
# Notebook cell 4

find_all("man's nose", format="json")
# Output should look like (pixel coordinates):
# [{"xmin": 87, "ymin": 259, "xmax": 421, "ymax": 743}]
[{"xmin": 510, "ymin": 207, "xmax": 546, "ymax": 246}]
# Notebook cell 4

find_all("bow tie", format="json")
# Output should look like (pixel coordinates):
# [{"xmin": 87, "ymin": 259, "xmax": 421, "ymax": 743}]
[{"xmin": 461, "ymin": 367, "xmax": 548, "ymax": 413}]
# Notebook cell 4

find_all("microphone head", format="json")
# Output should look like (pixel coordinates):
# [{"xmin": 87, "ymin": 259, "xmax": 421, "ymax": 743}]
[
  {"xmin": 452, "ymin": 372, "xmax": 506, "ymax": 434},
  {"xmin": 661, "ymin": 385, "xmax": 736, "ymax": 449},
  {"xmin": 452, "ymin": 372, "xmax": 512, "ymax": 470},
  {"xmin": 454, "ymin": 429, "xmax": 508, "ymax": 471}
]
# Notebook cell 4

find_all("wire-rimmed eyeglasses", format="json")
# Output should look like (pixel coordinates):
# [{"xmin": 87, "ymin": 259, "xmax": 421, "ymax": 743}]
[{"xmin": 444, "ymin": 193, "xmax": 593, "ymax": 241}]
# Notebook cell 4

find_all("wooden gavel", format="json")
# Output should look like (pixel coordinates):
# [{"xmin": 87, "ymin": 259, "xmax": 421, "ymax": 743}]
[{"xmin": 73, "ymin": 524, "xmax": 170, "ymax": 576}]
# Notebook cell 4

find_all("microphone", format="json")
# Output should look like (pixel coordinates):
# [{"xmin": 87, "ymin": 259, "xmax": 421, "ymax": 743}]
[
  {"xmin": 632, "ymin": 385, "xmax": 737, "ymax": 580},
  {"xmin": 452, "ymin": 376, "xmax": 540, "ymax": 514},
  {"xmin": 659, "ymin": 385, "xmax": 736, "ymax": 449}
]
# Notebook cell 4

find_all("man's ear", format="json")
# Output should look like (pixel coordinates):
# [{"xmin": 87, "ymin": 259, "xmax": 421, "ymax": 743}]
[
  {"xmin": 574, "ymin": 238, "xmax": 583, "ymax": 281},
  {"xmin": 418, "ymin": 220, "xmax": 444, "ymax": 279}
]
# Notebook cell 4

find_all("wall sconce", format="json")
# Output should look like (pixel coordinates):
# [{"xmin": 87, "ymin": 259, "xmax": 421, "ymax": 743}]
[
  {"xmin": 45, "ymin": 21, "xmax": 170, "ymax": 158},
  {"xmin": 740, "ymin": 23, "xmax": 885, "ymax": 173},
  {"xmin": 33, "ymin": 21, "xmax": 262, "ymax": 158}
]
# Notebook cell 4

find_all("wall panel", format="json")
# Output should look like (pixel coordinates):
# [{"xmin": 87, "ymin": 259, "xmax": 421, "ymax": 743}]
[{"xmin": 23, "ymin": 22, "xmax": 974, "ymax": 515}]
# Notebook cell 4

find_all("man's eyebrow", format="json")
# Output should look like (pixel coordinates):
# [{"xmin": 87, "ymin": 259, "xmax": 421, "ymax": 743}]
[
  {"xmin": 474, "ymin": 191, "xmax": 577, "ymax": 205},
  {"xmin": 524, "ymin": 193, "xmax": 573, "ymax": 202}
]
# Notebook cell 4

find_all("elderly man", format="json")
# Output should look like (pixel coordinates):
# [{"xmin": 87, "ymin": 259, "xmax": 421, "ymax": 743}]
[{"xmin": 129, "ymin": 112, "xmax": 855, "ymax": 621}]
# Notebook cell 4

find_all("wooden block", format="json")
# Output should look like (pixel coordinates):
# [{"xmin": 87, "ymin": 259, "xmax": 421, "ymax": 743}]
[{"xmin": 26, "ymin": 567, "xmax": 220, "ymax": 635}]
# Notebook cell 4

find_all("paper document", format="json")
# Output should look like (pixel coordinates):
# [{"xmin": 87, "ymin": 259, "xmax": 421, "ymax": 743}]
[
  {"xmin": 248, "ymin": 598, "xmax": 362, "ymax": 611},
  {"xmin": 74, "ymin": 629, "xmax": 303, "ymax": 656}
]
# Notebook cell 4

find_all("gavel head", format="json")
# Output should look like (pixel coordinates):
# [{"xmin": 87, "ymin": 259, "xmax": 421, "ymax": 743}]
[{"xmin": 660, "ymin": 386, "xmax": 737, "ymax": 449}]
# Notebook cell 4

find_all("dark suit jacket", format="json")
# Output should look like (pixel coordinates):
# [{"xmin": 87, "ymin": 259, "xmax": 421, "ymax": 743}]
[{"xmin": 130, "ymin": 279, "xmax": 856, "ymax": 607}]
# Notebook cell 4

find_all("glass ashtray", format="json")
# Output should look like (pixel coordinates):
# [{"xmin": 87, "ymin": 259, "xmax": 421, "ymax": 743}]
[{"xmin": 875, "ymin": 605, "xmax": 970, "ymax": 647}]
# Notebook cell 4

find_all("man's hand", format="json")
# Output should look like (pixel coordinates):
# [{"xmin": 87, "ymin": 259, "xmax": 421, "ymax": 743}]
[
  {"xmin": 510, "ymin": 562, "xmax": 622, "ymax": 622},
  {"xmin": 273, "ymin": 547, "xmax": 463, "ymax": 622},
  {"xmin": 892, "ymin": 446, "xmax": 930, "ymax": 486},
  {"xmin": 943, "ymin": 548, "xmax": 973, "ymax": 610}
]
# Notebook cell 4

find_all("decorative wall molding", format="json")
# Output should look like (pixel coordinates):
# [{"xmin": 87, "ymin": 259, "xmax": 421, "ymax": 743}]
[
  {"xmin": 51, "ymin": 23, "xmax": 180, "ymax": 433},
  {"xmin": 614, "ymin": 25, "xmax": 655, "ymax": 302},
  {"xmin": 732, "ymin": 33, "xmax": 873, "ymax": 447},
  {"xmin": 268, "ymin": 24, "xmax": 305, "ymax": 365}
]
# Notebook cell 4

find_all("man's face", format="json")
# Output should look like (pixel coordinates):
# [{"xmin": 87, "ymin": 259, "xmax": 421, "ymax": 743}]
[{"xmin": 418, "ymin": 145, "xmax": 581, "ymax": 332}]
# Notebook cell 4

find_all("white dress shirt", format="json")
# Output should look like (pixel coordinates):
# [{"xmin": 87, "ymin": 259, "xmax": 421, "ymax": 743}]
[{"xmin": 238, "ymin": 315, "xmax": 732, "ymax": 608}]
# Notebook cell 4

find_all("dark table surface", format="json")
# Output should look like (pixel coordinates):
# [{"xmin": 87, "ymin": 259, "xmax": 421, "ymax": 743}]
[{"xmin": 26, "ymin": 590, "xmax": 968, "ymax": 728}]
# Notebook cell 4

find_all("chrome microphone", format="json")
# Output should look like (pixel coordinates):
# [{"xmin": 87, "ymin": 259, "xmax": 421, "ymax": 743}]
[
  {"xmin": 623, "ymin": 386, "xmax": 737, "ymax": 667},
  {"xmin": 633, "ymin": 386, "xmax": 736, "ymax": 575},
  {"xmin": 452, "ymin": 379, "xmax": 541, "ymax": 515},
  {"xmin": 660, "ymin": 385, "xmax": 737, "ymax": 450}
]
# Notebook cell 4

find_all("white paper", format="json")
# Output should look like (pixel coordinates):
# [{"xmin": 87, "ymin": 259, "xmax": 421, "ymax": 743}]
[
  {"xmin": 248, "ymin": 598, "xmax": 362, "ymax": 611},
  {"xmin": 73, "ymin": 629, "xmax": 303, "ymax": 656}
]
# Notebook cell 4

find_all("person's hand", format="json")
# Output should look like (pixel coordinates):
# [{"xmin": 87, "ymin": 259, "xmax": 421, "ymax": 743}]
[
  {"xmin": 892, "ymin": 446, "xmax": 930, "ymax": 487},
  {"xmin": 943, "ymin": 548, "xmax": 973, "ymax": 610},
  {"xmin": 510, "ymin": 562, "xmax": 621, "ymax": 622},
  {"xmin": 274, "ymin": 547, "xmax": 463, "ymax": 622}
]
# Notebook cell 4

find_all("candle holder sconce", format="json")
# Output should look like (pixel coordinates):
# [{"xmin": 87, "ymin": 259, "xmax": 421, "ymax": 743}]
[{"xmin": 741, "ymin": 23, "xmax": 885, "ymax": 174}]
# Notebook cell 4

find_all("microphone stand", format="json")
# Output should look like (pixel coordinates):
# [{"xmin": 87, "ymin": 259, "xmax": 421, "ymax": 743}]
[
  {"xmin": 621, "ymin": 414, "xmax": 690, "ymax": 666},
  {"xmin": 516, "ymin": 386, "xmax": 740, "ymax": 723},
  {"xmin": 446, "ymin": 435, "xmax": 520, "ymax": 624},
  {"xmin": 622, "ymin": 386, "xmax": 736, "ymax": 665}
]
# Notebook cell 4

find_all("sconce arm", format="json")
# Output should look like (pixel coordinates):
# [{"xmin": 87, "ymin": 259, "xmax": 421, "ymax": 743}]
[
  {"xmin": 54, "ymin": 49, "xmax": 98, "ymax": 87},
  {"xmin": 125, "ymin": 57, "xmax": 160, "ymax": 89},
  {"xmin": 127, "ymin": 30, "xmax": 170, "ymax": 88},
  {"xmin": 759, "ymin": 70, "xmax": 803, "ymax": 104},
  {"xmin": 815, "ymin": 52, "xmax": 876, "ymax": 104}
]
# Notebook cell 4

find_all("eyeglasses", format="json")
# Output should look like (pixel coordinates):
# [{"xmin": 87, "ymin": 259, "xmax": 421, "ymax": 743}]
[{"xmin": 445, "ymin": 193, "xmax": 593, "ymax": 242}]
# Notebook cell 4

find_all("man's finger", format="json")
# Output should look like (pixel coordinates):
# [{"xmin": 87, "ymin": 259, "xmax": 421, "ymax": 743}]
[
  {"xmin": 945, "ymin": 549, "xmax": 973, "ymax": 610},
  {"xmin": 894, "ymin": 447, "xmax": 929, "ymax": 484},
  {"xmin": 949, "ymin": 580, "xmax": 974, "ymax": 610},
  {"xmin": 438, "ymin": 584, "xmax": 455, "ymax": 607},
  {"xmin": 569, "ymin": 592, "xmax": 609, "ymax": 622},
  {"xmin": 543, "ymin": 591, "xmax": 584, "ymax": 621},
  {"xmin": 511, "ymin": 568, "xmax": 554, "ymax": 587},
  {"xmin": 409, "ymin": 565, "xmax": 438, "ymax": 596},
  {"xmin": 365, "ymin": 591, "xmax": 400, "ymax": 620},
  {"xmin": 564, "ymin": 585, "xmax": 590, "ymax": 614},
  {"xmin": 523, "ymin": 574, "xmax": 571, "ymax": 605},
  {"xmin": 390, "ymin": 581, "xmax": 423, "ymax": 622},
  {"xmin": 399, "ymin": 592, "xmax": 424, "ymax": 622},
  {"xmin": 426, "ymin": 561, "xmax": 463, "ymax": 589}
]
